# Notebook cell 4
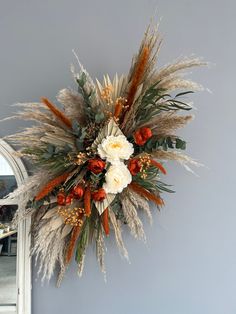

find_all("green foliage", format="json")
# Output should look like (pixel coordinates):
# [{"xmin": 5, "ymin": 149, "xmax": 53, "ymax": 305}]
[
  {"xmin": 42, "ymin": 144, "xmax": 72, "ymax": 159},
  {"xmin": 75, "ymin": 217, "xmax": 90, "ymax": 264},
  {"xmin": 76, "ymin": 72, "xmax": 103, "ymax": 124},
  {"xmin": 89, "ymin": 171, "xmax": 105, "ymax": 189},
  {"xmin": 75, "ymin": 206, "xmax": 101, "ymax": 265},
  {"xmin": 135, "ymin": 135, "xmax": 186, "ymax": 153},
  {"xmin": 133, "ymin": 165, "xmax": 175, "ymax": 194},
  {"xmin": 95, "ymin": 112, "xmax": 105, "ymax": 124},
  {"xmin": 135, "ymin": 82, "xmax": 193, "ymax": 125},
  {"xmin": 89, "ymin": 205, "xmax": 100, "ymax": 242},
  {"xmin": 63, "ymin": 168, "xmax": 86, "ymax": 193},
  {"xmin": 22, "ymin": 143, "xmax": 75, "ymax": 173},
  {"xmin": 110, "ymin": 195, "xmax": 125, "ymax": 222},
  {"xmin": 72, "ymin": 120, "xmax": 87, "ymax": 151}
]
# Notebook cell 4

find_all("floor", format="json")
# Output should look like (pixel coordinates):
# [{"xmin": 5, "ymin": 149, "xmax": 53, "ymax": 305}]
[{"xmin": 0, "ymin": 256, "xmax": 16, "ymax": 305}]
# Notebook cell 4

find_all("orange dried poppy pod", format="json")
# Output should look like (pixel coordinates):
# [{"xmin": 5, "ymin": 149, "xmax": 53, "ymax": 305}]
[
  {"xmin": 133, "ymin": 127, "xmax": 153, "ymax": 146},
  {"xmin": 128, "ymin": 159, "xmax": 142, "ymax": 176},
  {"xmin": 73, "ymin": 185, "xmax": 84, "ymax": 199},
  {"xmin": 140, "ymin": 127, "xmax": 152, "ymax": 140},
  {"xmin": 92, "ymin": 188, "xmax": 106, "ymax": 202},
  {"xmin": 65, "ymin": 193, "xmax": 74, "ymax": 205},
  {"xmin": 87, "ymin": 159, "xmax": 106, "ymax": 174},
  {"xmin": 57, "ymin": 191, "xmax": 66, "ymax": 206}
]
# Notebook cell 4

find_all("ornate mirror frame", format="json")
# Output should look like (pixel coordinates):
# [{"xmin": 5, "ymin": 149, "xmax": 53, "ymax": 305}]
[{"xmin": 0, "ymin": 139, "xmax": 31, "ymax": 314}]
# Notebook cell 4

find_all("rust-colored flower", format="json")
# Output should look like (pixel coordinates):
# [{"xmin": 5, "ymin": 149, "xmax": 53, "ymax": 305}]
[
  {"xmin": 57, "ymin": 191, "xmax": 66, "ymax": 206},
  {"xmin": 65, "ymin": 192, "xmax": 74, "ymax": 205},
  {"xmin": 87, "ymin": 159, "xmax": 106, "ymax": 174},
  {"xmin": 128, "ymin": 159, "xmax": 141, "ymax": 176},
  {"xmin": 92, "ymin": 188, "xmax": 106, "ymax": 202},
  {"xmin": 133, "ymin": 127, "xmax": 153, "ymax": 146},
  {"xmin": 73, "ymin": 185, "xmax": 84, "ymax": 199}
]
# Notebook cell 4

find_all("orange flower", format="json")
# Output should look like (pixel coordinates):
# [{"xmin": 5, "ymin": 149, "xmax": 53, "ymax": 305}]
[
  {"xmin": 134, "ymin": 127, "xmax": 152, "ymax": 146},
  {"xmin": 57, "ymin": 191, "xmax": 66, "ymax": 206},
  {"xmin": 65, "ymin": 192, "xmax": 74, "ymax": 205},
  {"xmin": 87, "ymin": 159, "xmax": 106, "ymax": 174},
  {"xmin": 128, "ymin": 159, "xmax": 141, "ymax": 176},
  {"xmin": 92, "ymin": 188, "xmax": 106, "ymax": 202},
  {"xmin": 73, "ymin": 185, "xmax": 84, "ymax": 198}
]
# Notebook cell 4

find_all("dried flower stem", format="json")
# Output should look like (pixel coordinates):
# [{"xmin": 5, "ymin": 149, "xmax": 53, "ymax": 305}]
[
  {"xmin": 66, "ymin": 225, "xmax": 82, "ymax": 265},
  {"xmin": 35, "ymin": 173, "xmax": 70, "ymax": 201},
  {"xmin": 114, "ymin": 102, "xmax": 123, "ymax": 119},
  {"xmin": 150, "ymin": 160, "xmax": 167, "ymax": 174},
  {"xmin": 41, "ymin": 97, "xmax": 72, "ymax": 129},
  {"xmin": 84, "ymin": 186, "xmax": 91, "ymax": 217},
  {"xmin": 102, "ymin": 208, "xmax": 110, "ymax": 236},
  {"xmin": 122, "ymin": 46, "xmax": 150, "ymax": 121},
  {"xmin": 129, "ymin": 182, "xmax": 164, "ymax": 207}
]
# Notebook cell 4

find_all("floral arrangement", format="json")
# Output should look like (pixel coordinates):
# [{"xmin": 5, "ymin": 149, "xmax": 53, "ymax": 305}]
[{"xmin": 5, "ymin": 24, "xmax": 205, "ymax": 285}]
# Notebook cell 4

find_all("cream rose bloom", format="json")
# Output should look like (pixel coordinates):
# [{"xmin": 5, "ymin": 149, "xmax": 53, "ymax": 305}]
[
  {"xmin": 103, "ymin": 163, "xmax": 132, "ymax": 194},
  {"xmin": 97, "ymin": 135, "xmax": 134, "ymax": 164}
]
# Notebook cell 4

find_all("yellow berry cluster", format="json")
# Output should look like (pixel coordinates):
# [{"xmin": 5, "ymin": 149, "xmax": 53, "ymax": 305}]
[
  {"xmin": 138, "ymin": 154, "xmax": 151, "ymax": 179},
  {"xmin": 115, "ymin": 97, "xmax": 127, "ymax": 108},
  {"xmin": 58, "ymin": 207, "xmax": 85, "ymax": 227},
  {"xmin": 114, "ymin": 97, "xmax": 128, "ymax": 122},
  {"xmin": 101, "ymin": 85, "xmax": 113, "ymax": 104},
  {"xmin": 75, "ymin": 152, "xmax": 87, "ymax": 165}
]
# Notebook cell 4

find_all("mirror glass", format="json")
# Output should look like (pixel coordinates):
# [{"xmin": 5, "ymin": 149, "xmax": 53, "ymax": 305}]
[{"xmin": 0, "ymin": 154, "xmax": 17, "ymax": 307}]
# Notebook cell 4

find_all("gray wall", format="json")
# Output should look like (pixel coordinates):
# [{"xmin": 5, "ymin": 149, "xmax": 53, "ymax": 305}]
[{"xmin": 1, "ymin": 1, "xmax": 235, "ymax": 314}]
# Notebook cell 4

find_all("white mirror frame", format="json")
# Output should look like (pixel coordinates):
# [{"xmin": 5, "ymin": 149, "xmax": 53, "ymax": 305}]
[{"xmin": 0, "ymin": 139, "xmax": 31, "ymax": 314}]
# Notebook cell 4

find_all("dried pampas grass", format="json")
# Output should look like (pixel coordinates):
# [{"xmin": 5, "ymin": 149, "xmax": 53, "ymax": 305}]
[
  {"xmin": 32, "ymin": 218, "xmax": 68, "ymax": 282},
  {"xmin": 127, "ymin": 189, "xmax": 153, "ymax": 224},
  {"xmin": 96, "ymin": 226, "xmax": 106, "ymax": 276},
  {"xmin": 57, "ymin": 88, "xmax": 86, "ymax": 125},
  {"xmin": 146, "ymin": 113, "xmax": 194, "ymax": 136},
  {"xmin": 109, "ymin": 209, "xmax": 129, "ymax": 260},
  {"xmin": 121, "ymin": 190, "xmax": 146, "ymax": 241},
  {"xmin": 152, "ymin": 57, "xmax": 206, "ymax": 83}
]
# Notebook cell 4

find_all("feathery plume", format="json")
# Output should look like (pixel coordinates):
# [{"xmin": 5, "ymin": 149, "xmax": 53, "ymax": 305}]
[
  {"xmin": 150, "ymin": 159, "xmax": 167, "ymax": 174},
  {"xmin": 41, "ymin": 97, "xmax": 72, "ymax": 129},
  {"xmin": 102, "ymin": 208, "xmax": 110, "ymax": 236},
  {"xmin": 146, "ymin": 114, "xmax": 193, "ymax": 136},
  {"xmin": 123, "ymin": 46, "xmax": 150, "ymax": 116},
  {"xmin": 129, "ymin": 182, "xmax": 164, "ymax": 207},
  {"xmin": 35, "ymin": 173, "xmax": 70, "ymax": 201},
  {"xmin": 84, "ymin": 186, "xmax": 91, "ymax": 217},
  {"xmin": 127, "ymin": 189, "xmax": 152, "ymax": 224},
  {"xmin": 121, "ymin": 190, "xmax": 146, "ymax": 240},
  {"xmin": 109, "ymin": 209, "xmax": 129, "ymax": 260},
  {"xmin": 66, "ymin": 225, "xmax": 82, "ymax": 265}
]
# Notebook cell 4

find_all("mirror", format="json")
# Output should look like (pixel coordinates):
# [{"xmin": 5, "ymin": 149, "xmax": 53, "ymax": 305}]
[
  {"xmin": 0, "ymin": 140, "xmax": 31, "ymax": 314},
  {"xmin": 0, "ymin": 155, "xmax": 18, "ymax": 308}
]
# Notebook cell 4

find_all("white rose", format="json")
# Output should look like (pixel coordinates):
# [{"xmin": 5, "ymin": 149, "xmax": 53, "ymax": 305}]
[
  {"xmin": 97, "ymin": 135, "xmax": 134, "ymax": 164},
  {"xmin": 103, "ymin": 163, "xmax": 132, "ymax": 194}
]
